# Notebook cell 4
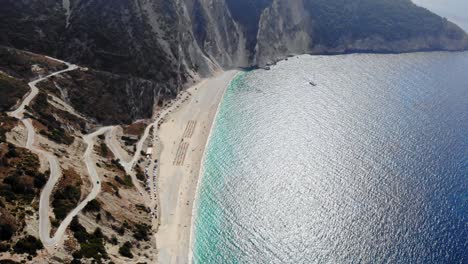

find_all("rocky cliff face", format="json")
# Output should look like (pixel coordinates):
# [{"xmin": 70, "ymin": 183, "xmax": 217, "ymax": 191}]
[
  {"xmin": 187, "ymin": 0, "xmax": 249, "ymax": 68},
  {"xmin": 255, "ymin": 0, "xmax": 468, "ymax": 65},
  {"xmin": 255, "ymin": 0, "xmax": 314, "ymax": 66},
  {"xmin": 1, "ymin": 0, "xmax": 468, "ymax": 123}
]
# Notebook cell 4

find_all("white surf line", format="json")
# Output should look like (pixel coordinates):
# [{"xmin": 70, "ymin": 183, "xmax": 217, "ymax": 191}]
[
  {"xmin": 187, "ymin": 72, "xmax": 240, "ymax": 263},
  {"xmin": 7, "ymin": 61, "xmax": 80, "ymax": 248}
]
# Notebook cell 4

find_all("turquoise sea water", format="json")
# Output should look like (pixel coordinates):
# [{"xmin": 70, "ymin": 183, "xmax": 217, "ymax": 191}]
[
  {"xmin": 193, "ymin": 51, "xmax": 468, "ymax": 263},
  {"xmin": 193, "ymin": 3, "xmax": 468, "ymax": 263}
]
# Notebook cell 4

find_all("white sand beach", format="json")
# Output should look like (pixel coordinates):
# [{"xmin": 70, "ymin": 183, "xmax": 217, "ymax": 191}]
[{"xmin": 155, "ymin": 70, "xmax": 238, "ymax": 264}]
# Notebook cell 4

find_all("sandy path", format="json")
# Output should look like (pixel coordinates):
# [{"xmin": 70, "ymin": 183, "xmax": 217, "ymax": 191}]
[{"xmin": 155, "ymin": 70, "xmax": 238, "ymax": 264}]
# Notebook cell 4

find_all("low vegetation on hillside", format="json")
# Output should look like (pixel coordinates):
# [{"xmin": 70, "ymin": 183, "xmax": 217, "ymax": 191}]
[
  {"xmin": 0, "ymin": 113, "xmax": 17, "ymax": 143},
  {"xmin": 70, "ymin": 217, "xmax": 108, "ymax": 263},
  {"xmin": 29, "ymin": 92, "xmax": 75, "ymax": 145},
  {"xmin": 52, "ymin": 185, "xmax": 80, "ymax": 221},
  {"xmin": 118, "ymin": 241, "xmax": 133, "ymax": 258},
  {"xmin": 12, "ymin": 236, "xmax": 43, "ymax": 256},
  {"xmin": 0, "ymin": 143, "xmax": 46, "ymax": 258},
  {"xmin": 0, "ymin": 46, "xmax": 66, "ymax": 79},
  {"xmin": 0, "ymin": 144, "xmax": 46, "ymax": 203},
  {"xmin": 53, "ymin": 69, "xmax": 156, "ymax": 125},
  {"xmin": 0, "ymin": 73, "xmax": 28, "ymax": 112},
  {"xmin": 304, "ymin": 0, "xmax": 467, "ymax": 48},
  {"xmin": 50, "ymin": 168, "xmax": 83, "ymax": 225}
]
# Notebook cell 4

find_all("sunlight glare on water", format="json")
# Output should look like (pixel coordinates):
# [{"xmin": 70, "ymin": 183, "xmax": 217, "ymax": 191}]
[{"xmin": 193, "ymin": 52, "xmax": 468, "ymax": 263}]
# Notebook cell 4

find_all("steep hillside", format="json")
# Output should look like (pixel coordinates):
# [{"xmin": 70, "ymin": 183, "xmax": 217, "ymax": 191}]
[
  {"xmin": 304, "ymin": 0, "xmax": 468, "ymax": 52},
  {"xmin": 0, "ymin": 0, "xmax": 65, "ymax": 56},
  {"xmin": 1, "ymin": 0, "xmax": 467, "ymax": 114},
  {"xmin": 224, "ymin": 0, "xmax": 273, "ymax": 58},
  {"xmin": 255, "ymin": 0, "xmax": 468, "ymax": 65},
  {"xmin": 0, "ymin": 1, "xmax": 467, "ymax": 263},
  {"xmin": 0, "ymin": 49, "xmax": 157, "ymax": 263},
  {"xmin": 38, "ymin": 68, "xmax": 159, "ymax": 125},
  {"xmin": 1, "ymin": 0, "xmax": 467, "ymax": 96}
]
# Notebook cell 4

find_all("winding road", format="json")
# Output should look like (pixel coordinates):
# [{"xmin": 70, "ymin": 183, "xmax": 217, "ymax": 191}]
[
  {"xmin": 107, "ymin": 97, "xmax": 188, "ymax": 210},
  {"xmin": 106, "ymin": 126, "xmax": 152, "ymax": 206},
  {"xmin": 7, "ymin": 59, "xmax": 113, "ymax": 249},
  {"xmin": 8, "ymin": 60, "xmax": 79, "ymax": 247},
  {"xmin": 40, "ymin": 126, "xmax": 113, "ymax": 248},
  {"xmin": 7, "ymin": 54, "xmax": 186, "ymax": 253}
]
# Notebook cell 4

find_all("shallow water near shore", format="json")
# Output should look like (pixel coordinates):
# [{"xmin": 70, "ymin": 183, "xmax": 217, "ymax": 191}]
[{"xmin": 192, "ymin": 51, "xmax": 468, "ymax": 263}]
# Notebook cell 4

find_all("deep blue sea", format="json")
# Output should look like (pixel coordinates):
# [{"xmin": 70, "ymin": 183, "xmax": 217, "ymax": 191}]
[{"xmin": 193, "ymin": 3, "xmax": 468, "ymax": 263}]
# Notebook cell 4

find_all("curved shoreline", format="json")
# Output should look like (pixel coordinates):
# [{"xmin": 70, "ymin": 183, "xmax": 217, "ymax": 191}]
[
  {"xmin": 187, "ymin": 71, "xmax": 242, "ymax": 263},
  {"xmin": 155, "ymin": 70, "xmax": 239, "ymax": 264}
]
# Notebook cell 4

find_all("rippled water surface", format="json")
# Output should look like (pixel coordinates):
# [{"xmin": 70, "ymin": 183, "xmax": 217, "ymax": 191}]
[{"xmin": 193, "ymin": 52, "xmax": 468, "ymax": 263}]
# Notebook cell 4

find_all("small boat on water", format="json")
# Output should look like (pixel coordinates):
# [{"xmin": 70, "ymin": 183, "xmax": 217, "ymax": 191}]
[{"xmin": 304, "ymin": 76, "xmax": 317, "ymax": 86}]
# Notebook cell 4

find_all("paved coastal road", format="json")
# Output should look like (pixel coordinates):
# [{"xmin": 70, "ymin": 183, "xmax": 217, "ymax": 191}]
[
  {"xmin": 8, "ymin": 54, "xmax": 185, "ymax": 252},
  {"xmin": 8, "ymin": 60, "xmax": 79, "ymax": 248},
  {"xmin": 46, "ymin": 126, "xmax": 113, "ymax": 247},
  {"xmin": 7, "ymin": 59, "xmax": 112, "ymax": 249},
  {"xmin": 109, "ymin": 97, "xmax": 187, "ymax": 210}
]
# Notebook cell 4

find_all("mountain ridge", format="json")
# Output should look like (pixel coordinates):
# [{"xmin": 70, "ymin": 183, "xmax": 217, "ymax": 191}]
[
  {"xmin": 0, "ymin": 1, "xmax": 467, "ymax": 263},
  {"xmin": 0, "ymin": 0, "xmax": 467, "ymax": 124}
]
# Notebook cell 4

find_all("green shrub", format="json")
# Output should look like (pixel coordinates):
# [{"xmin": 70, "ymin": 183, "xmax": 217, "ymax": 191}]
[
  {"xmin": 0, "ymin": 222, "xmax": 15, "ymax": 241},
  {"xmin": 70, "ymin": 259, "xmax": 81, "ymax": 264},
  {"xmin": 114, "ymin": 175, "xmax": 133, "ymax": 187},
  {"xmin": 136, "ymin": 167, "xmax": 145, "ymax": 182},
  {"xmin": 133, "ymin": 223, "xmax": 150, "ymax": 241},
  {"xmin": 0, "ymin": 260, "xmax": 20, "ymax": 264},
  {"xmin": 0, "ymin": 73, "xmax": 28, "ymax": 112},
  {"xmin": 5, "ymin": 148, "xmax": 18, "ymax": 158},
  {"xmin": 100, "ymin": 143, "xmax": 108, "ymax": 157},
  {"xmin": 83, "ymin": 199, "xmax": 101, "ymax": 213},
  {"xmin": 118, "ymin": 241, "xmax": 133, "ymax": 258},
  {"xmin": 0, "ymin": 242, "xmax": 10, "ymax": 252},
  {"xmin": 70, "ymin": 217, "xmax": 88, "ymax": 243},
  {"xmin": 13, "ymin": 235, "xmax": 43, "ymax": 256},
  {"xmin": 79, "ymin": 238, "xmax": 107, "ymax": 259},
  {"xmin": 110, "ymin": 236, "xmax": 118, "ymax": 245},
  {"xmin": 0, "ymin": 187, "xmax": 16, "ymax": 202},
  {"xmin": 52, "ymin": 185, "xmax": 81, "ymax": 220},
  {"xmin": 33, "ymin": 173, "xmax": 47, "ymax": 188},
  {"xmin": 70, "ymin": 217, "xmax": 108, "ymax": 261}
]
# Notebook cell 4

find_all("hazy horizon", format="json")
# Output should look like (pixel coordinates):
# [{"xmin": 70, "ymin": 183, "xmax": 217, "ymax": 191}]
[{"xmin": 413, "ymin": 0, "xmax": 468, "ymax": 30}]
